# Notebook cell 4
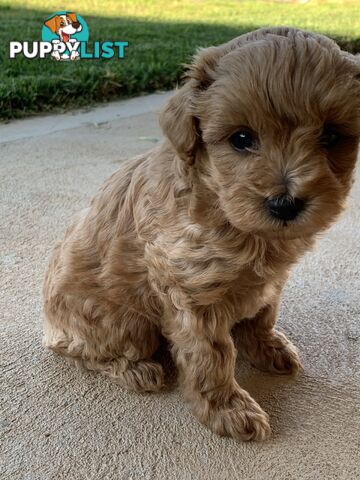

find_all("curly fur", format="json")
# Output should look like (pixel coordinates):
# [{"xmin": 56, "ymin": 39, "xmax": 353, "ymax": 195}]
[{"xmin": 43, "ymin": 27, "xmax": 360, "ymax": 441}]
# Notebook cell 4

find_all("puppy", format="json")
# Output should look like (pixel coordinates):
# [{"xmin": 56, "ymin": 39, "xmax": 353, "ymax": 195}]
[{"xmin": 43, "ymin": 27, "xmax": 360, "ymax": 441}]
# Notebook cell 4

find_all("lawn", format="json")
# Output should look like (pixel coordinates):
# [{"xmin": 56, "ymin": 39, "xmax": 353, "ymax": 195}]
[{"xmin": 0, "ymin": 0, "xmax": 359, "ymax": 120}]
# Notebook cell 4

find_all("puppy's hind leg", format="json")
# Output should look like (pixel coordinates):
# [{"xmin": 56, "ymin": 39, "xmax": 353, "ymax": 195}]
[
  {"xmin": 83, "ymin": 356, "xmax": 165, "ymax": 393},
  {"xmin": 43, "ymin": 303, "xmax": 165, "ymax": 393}
]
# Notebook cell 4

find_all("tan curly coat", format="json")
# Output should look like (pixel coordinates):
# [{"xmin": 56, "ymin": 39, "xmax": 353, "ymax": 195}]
[{"xmin": 43, "ymin": 27, "xmax": 360, "ymax": 441}]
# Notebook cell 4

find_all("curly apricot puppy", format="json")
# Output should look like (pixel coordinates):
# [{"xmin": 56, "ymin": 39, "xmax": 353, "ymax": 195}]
[{"xmin": 43, "ymin": 27, "xmax": 360, "ymax": 441}]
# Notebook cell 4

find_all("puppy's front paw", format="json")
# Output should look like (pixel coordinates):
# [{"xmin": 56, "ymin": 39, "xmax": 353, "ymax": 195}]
[
  {"xmin": 195, "ymin": 386, "xmax": 271, "ymax": 442},
  {"xmin": 248, "ymin": 330, "xmax": 301, "ymax": 375}
]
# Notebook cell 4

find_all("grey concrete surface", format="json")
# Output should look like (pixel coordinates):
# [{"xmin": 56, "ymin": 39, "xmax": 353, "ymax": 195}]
[
  {"xmin": 0, "ymin": 92, "xmax": 172, "ymax": 144},
  {"xmin": 1, "ymin": 93, "xmax": 360, "ymax": 479}
]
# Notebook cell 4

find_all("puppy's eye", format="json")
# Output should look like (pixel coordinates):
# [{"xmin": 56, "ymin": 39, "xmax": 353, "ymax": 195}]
[
  {"xmin": 229, "ymin": 130, "xmax": 257, "ymax": 152},
  {"xmin": 321, "ymin": 127, "xmax": 341, "ymax": 148}
]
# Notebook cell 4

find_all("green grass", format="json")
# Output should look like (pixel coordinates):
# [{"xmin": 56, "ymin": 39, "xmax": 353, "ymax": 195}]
[{"xmin": 0, "ymin": 0, "xmax": 359, "ymax": 120}]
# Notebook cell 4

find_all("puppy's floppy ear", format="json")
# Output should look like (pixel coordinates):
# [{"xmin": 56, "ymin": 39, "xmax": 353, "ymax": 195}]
[
  {"xmin": 44, "ymin": 16, "xmax": 58, "ymax": 33},
  {"xmin": 67, "ymin": 12, "xmax": 78, "ymax": 23},
  {"xmin": 159, "ymin": 83, "xmax": 199, "ymax": 165},
  {"xmin": 159, "ymin": 46, "xmax": 223, "ymax": 165}
]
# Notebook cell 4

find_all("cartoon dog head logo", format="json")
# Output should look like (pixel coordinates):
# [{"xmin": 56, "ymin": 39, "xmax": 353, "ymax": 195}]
[
  {"xmin": 44, "ymin": 13, "xmax": 82, "ymax": 43},
  {"xmin": 42, "ymin": 11, "xmax": 89, "ymax": 61}
]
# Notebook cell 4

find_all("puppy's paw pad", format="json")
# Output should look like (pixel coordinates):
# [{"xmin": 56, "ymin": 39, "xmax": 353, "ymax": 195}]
[
  {"xmin": 271, "ymin": 345, "xmax": 301, "ymax": 374},
  {"xmin": 252, "ymin": 331, "xmax": 301, "ymax": 375}
]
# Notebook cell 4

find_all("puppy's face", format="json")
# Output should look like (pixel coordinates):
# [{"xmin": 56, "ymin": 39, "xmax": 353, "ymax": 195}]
[
  {"xmin": 44, "ymin": 13, "xmax": 82, "ymax": 40},
  {"xmin": 161, "ymin": 28, "xmax": 360, "ymax": 239}
]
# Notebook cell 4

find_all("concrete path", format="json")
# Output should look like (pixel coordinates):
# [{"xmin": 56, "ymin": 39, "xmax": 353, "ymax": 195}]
[{"xmin": 1, "ymin": 93, "xmax": 360, "ymax": 479}]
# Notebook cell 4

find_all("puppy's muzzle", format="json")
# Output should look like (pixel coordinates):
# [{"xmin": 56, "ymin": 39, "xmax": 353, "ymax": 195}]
[{"xmin": 266, "ymin": 195, "xmax": 305, "ymax": 221}]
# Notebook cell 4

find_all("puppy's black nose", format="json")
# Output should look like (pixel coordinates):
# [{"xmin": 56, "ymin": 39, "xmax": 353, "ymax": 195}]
[{"xmin": 266, "ymin": 195, "xmax": 305, "ymax": 221}]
